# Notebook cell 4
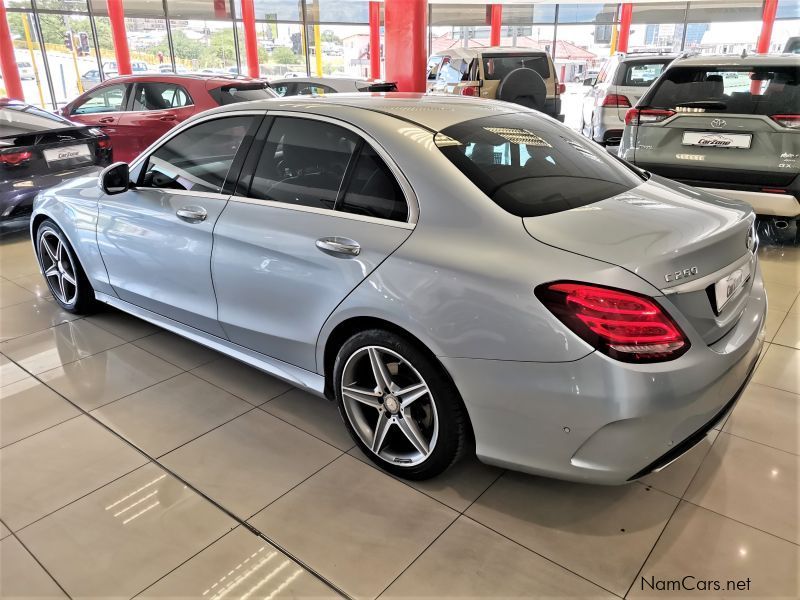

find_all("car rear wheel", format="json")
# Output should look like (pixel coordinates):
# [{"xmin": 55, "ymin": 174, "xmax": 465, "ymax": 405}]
[
  {"xmin": 36, "ymin": 219, "xmax": 97, "ymax": 314},
  {"xmin": 334, "ymin": 329, "xmax": 469, "ymax": 480}
]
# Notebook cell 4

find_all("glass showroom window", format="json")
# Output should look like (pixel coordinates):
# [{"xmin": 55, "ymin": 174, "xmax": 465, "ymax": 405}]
[
  {"xmin": 774, "ymin": 0, "xmax": 800, "ymax": 53},
  {"xmin": 235, "ymin": 21, "xmax": 307, "ymax": 79},
  {"xmin": 629, "ymin": 1, "xmax": 688, "ymax": 52},
  {"xmin": 166, "ymin": 0, "xmax": 239, "ymax": 74},
  {"xmin": 3, "ymin": 9, "xmax": 53, "ymax": 108}
]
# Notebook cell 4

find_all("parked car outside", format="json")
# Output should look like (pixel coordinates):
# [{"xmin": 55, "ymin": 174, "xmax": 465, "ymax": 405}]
[
  {"xmin": 427, "ymin": 47, "xmax": 564, "ymax": 121},
  {"xmin": 80, "ymin": 69, "xmax": 107, "ymax": 90},
  {"xmin": 16, "ymin": 61, "xmax": 35, "ymax": 80},
  {"xmin": 1, "ymin": 99, "xmax": 111, "ymax": 222},
  {"xmin": 619, "ymin": 53, "xmax": 800, "ymax": 243},
  {"xmin": 580, "ymin": 52, "xmax": 676, "ymax": 147},
  {"xmin": 784, "ymin": 36, "xmax": 800, "ymax": 54},
  {"xmin": 61, "ymin": 74, "xmax": 277, "ymax": 163},
  {"xmin": 32, "ymin": 94, "xmax": 764, "ymax": 483},
  {"xmin": 271, "ymin": 76, "xmax": 398, "ymax": 97}
]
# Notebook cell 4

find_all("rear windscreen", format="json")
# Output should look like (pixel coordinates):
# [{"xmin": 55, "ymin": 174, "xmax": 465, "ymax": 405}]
[
  {"xmin": 620, "ymin": 61, "xmax": 668, "ymax": 87},
  {"xmin": 643, "ymin": 65, "xmax": 800, "ymax": 115},
  {"xmin": 209, "ymin": 84, "xmax": 277, "ymax": 105},
  {"xmin": 482, "ymin": 54, "xmax": 550, "ymax": 80},
  {"xmin": 435, "ymin": 113, "xmax": 643, "ymax": 218}
]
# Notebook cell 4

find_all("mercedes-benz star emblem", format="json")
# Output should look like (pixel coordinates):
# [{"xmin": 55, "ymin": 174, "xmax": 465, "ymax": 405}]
[{"xmin": 710, "ymin": 118, "xmax": 727, "ymax": 128}]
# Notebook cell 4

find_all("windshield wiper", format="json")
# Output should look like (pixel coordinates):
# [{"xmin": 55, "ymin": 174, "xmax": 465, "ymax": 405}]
[{"xmin": 675, "ymin": 101, "xmax": 728, "ymax": 110}]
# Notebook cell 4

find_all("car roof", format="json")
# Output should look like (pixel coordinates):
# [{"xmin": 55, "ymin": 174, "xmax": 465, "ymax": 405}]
[
  {"xmin": 671, "ymin": 53, "xmax": 800, "ymax": 67},
  {"xmin": 103, "ymin": 73, "xmax": 262, "ymax": 85},
  {"xmin": 271, "ymin": 76, "xmax": 364, "ymax": 85},
  {"xmin": 201, "ymin": 92, "xmax": 529, "ymax": 131},
  {"xmin": 433, "ymin": 46, "xmax": 550, "ymax": 59},
  {"xmin": 619, "ymin": 53, "xmax": 678, "ymax": 63}
]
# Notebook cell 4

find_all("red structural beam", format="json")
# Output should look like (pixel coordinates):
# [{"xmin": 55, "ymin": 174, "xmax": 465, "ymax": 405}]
[
  {"xmin": 369, "ymin": 1, "xmax": 381, "ymax": 79},
  {"xmin": 617, "ymin": 2, "xmax": 633, "ymax": 54},
  {"xmin": 106, "ymin": 0, "xmax": 131, "ymax": 75},
  {"xmin": 0, "ymin": 0, "xmax": 25, "ymax": 99},
  {"xmin": 240, "ymin": 0, "xmax": 260, "ymax": 78},
  {"xmin": 385, "ymin": 0, "xmax": 427, "ymax": 92},
  {"xmin": 756, "ymin": 0, "xmax": 779, "ymax": 53},
  {"xmin": 490, "ymin": 5, "xmax": 502, "ymax": 47}
]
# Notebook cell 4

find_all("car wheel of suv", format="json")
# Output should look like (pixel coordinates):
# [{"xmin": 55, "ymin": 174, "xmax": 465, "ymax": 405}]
[
  {"xmin": 35, "ymin": 219, "xmax": 97, "ymax": 314},
  {"xmin": 497, "ymin": 67, "xmax": 547, "ymax": 112},
  {"xmin": 334, "ymin": 329, "xmax": 469, "ymax": 480}
]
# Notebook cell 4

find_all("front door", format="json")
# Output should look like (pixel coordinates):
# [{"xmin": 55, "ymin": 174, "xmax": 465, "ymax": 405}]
[
  {"xmin": 213, "ymin": 115, "xmax": 414, "ymax": 371},
  {"xmin": 98, "ymin": 114, "xmax": 259, "ymax": 337},
  {"xmin": 67, "ymin": 82, "xmax": 129, "ymax": 145}
]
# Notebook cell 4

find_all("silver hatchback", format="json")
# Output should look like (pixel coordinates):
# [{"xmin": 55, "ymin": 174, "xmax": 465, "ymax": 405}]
[{"xmin": 32, "ymin": 94, "xmax": 765, "ymax": 483}]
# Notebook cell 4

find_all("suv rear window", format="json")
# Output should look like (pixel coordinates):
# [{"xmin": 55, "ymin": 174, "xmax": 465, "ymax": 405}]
[
  {"xmin": 643, "ymin": 65, "xmax": 800, "ymax": 115},
  {"xmin": 435, "ymin": 113, "xmax": 643, "ymax": 217},
  {"xmin": 619, "ymin": 61, "xmax": 668, "ymax": 87},
  {"xmin": 209, "ymin": 83, "xmax": 277, "ymax": 105},
  {"xmin": 482, "ymin": 54, "xmax": 550, "ymax": 81}
]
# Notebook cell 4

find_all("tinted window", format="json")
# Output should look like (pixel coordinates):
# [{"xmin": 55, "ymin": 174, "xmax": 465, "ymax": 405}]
[
  {"xmin": 247, "ymin": 117, "xmax": 357, "ymax": 210},
  {"xmin": 482, "ymin": 54, "xmax": 550, "ymax": 81},
  {"xmin": 644, "ymin": 65, "xmax": 800, "ymax": 115},
  {"xmin": 435, "ymin": 113, "xmax": 643, "ymax": 217},
  {"xmin": 272, "ymin": 83, "xmax": 291, "ymax": 97},
  {"xmin": 208, "ymin": 83, "xmax": 277, "ymax": 105},
  {"xmin": 0, "ymin": 102, "xmax": 75, "ymax": 137},
  {"xmin": 140, "ymin": 116, "xmax": 254, "ymax": 193},
  {"xmin": 132, "ymin": 83, "xmax": 192, "ymax": 111},
  {"xmin": 621, "ymin": 61, "xmax": 668, "ymax": 87},
  {"xmin": 295, "ymin": 83, "xmax": 336, "ymax": 95},
  {"xmin": 437, "ymin": 59, "xmax": 468, "ymax": 84},
  {"xmin": 72, "ymin": 84, "xmax": 126, "ymax": 115},
  {"xmin": 427, "ymin": 55, "xmax": 444, "ymax": 80},
  {"xmin": 340, "ymin": 146, "xmax": 407, "ymax": 221}
]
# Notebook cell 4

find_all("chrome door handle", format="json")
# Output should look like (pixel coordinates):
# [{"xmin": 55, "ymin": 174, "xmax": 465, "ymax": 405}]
[
  {"xmin": 176, "ymin": 206, "xmax": 207, "ymax": 223},
  {"xmin": 316, "ymin": 237, "xmax": 361, "ymax": 257}
]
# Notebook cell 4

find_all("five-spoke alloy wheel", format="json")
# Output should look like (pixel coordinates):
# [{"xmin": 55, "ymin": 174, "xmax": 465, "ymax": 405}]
[{"xmin": 35, "ymin": 220, "xmax": 96, "ymax": 314}]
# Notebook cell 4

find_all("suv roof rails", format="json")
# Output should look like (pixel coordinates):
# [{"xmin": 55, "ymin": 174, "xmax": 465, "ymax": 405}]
[{"xmin": 676, "ymin": 49, "xmax": 700, "ymax": 60}]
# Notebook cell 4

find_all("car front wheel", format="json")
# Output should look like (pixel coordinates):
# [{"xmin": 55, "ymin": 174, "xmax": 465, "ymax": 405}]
[
  {"xmin": 35, "ymin": 219, "xmax": 97, "ymax": 314},
  {"xmin": 334, "ymin": 329, "xmax": 469, "ymax": 480}
]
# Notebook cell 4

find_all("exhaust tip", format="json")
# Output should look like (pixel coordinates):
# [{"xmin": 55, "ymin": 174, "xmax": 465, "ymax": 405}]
[{"xmin": 774, "ymin": 220, "xmax": 790, "ymax": 230}]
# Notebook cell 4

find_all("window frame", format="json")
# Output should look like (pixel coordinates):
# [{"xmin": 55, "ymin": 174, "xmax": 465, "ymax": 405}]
[
  {"xmin": 70, "ymin": 82, "xmax": 131, "ymax": 116},
  {"xmin": 233, "ymin": 111, "xmax": 417, "ymax": 227},
  {"xmin": 129, "ymin": 81, "xmax": 195, "ymax": 112}
]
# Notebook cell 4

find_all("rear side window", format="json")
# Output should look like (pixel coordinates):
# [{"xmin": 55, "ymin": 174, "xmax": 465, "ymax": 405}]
[
  {"xmin": 435, "ymin": 113, "xmax": 643, "ymax": 217},
  {"xmin": 620, "ymin": 61, "xmax": 668, "ymax": 87},
  {"xmin": 644, "ymin": 65, "xmax": 800, "ymax": 115},
  {"xmin": 482, "ymin": 54, "xmax": 550, "ymax": 81},
  {"xmin": 340, "ymin": 146, "xmax": 407, "ymax": 221},
  {"xmin": 132, "ymin": 83, "xmax": 192, "ymax": 111},
  {"xmin": 295, "ymin": 83, "xmax": 336, "ymax": 95},
  {"xmin": 209, "ymin": 84, "xmax": 277, "ymax": 105}
]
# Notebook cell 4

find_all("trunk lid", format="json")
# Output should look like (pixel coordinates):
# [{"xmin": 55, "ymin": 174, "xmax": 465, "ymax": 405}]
[{"xmin": 523, "ymin": 177, "xmax": 757, "ymax": 344}]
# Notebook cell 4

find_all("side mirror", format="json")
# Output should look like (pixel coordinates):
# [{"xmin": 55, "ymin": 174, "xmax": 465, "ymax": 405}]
[
  {"xmin": 100, "ymin": 162, "xmax": 130, "ymax": 195},
  {"xmin": 583, "ymin": 77, "xmax": 596, "ymax": 87}
]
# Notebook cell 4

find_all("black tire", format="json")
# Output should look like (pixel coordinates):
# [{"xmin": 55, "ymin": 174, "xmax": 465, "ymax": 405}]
[
  {"xmin": 35, "ymin": 219, "xmax": 98, "ymax": 314},
  {"xmin": 333, "ymin": 329, "xmax": 469, "ymax": 480},
  {"xmin": 496, "ymin": 67, "xmax": 547, "ymax": 111}
]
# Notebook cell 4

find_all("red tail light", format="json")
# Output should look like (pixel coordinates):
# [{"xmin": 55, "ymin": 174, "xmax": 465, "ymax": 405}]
[
  {"xmin": 97, "ymin": 137, "xmax": 111, "ymax": 149},
  {"xmin": 770, "ymin": 114, "xmax": 800, "ymax": 129},
  {"xmin": 0, "ymin": 151, "xmax": 32, "ymax": 166},
  {"xmin": 460, "ymin": 85, "xmax": 479, "ymax": 97},
  {"xmin": 625, "ymin": 108, "xmax": 675, "ymax": 126},
  {"xmin": 535, "ymin": 282, "xmax": 690, "ymax": 363},
  {"xmin": 558, "ymin": 82, "xmax": 566, "ymax": 95},
  {"xmin": 600, "ymin": 93, "xmax": 631, "ymax": 108}
]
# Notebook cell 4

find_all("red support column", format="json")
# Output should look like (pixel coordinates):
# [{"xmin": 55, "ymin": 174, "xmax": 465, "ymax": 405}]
[
  {"xmin": 369, "ymin": 1, "xmax": 381, "ymax": 80},
  {"xmin": 490, "ymin": 5, "xmax": 502, "ymax": 47},
  {"xmin": 756, "ymin": 0, "xmax": 779, "ymax": 53},
  {"xmin": 240, "ymin": 0, "xmax": 260, "ymax": 78},
  {"xmin": 106, "ymin": 0, "xmax": 131, "ymax": 75},
  {"xmin": 616, "ymin": 2, "xmax": 633, "ymax": 53},
  {"xmin": 0, "ymin": 1, "xmax": 25, "ymax": 99},
  {"xmin": 385, "ymin": 0, "xmax": 427, "ymax": 93}
]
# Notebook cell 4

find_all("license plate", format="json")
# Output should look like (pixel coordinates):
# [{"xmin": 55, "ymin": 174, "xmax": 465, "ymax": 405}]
[
  {"xmin": 682, "ymin": 131, "xmax": 752, "ymax": 149},
  {"xmin": 714, "ymin": 261, "xmax": 751, "ymax": 312},
  {"xmin": 43, "ymin": 144, "xmax": 91, "ymax": 164}
]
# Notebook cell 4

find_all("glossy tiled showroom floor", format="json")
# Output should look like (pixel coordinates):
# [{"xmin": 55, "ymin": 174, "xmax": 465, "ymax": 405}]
[{"xmin": 0, "ymin": 226, "xmax": 798, "ymax": 600}]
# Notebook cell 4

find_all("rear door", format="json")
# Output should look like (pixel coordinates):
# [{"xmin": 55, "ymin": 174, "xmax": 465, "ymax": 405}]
[{"xmin": 212, "ymin": 114, "xmax": 414, "ymax": 371}]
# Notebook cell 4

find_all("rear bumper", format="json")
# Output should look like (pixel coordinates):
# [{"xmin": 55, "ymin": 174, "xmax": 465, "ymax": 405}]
[
  {"xmin": 1, "ymin": 164, "xmax": 102, "ymax": 221},
  {"xmin": 696, "ymin": 187, "xmax": 800, "ymax": 218},
  {"xmin": 442, "ymin": 267, "xmax": 766, "ymax": 484},
  {"xmin": 592, "ymin": 107, "xmax": 624, "ymax": 144}
]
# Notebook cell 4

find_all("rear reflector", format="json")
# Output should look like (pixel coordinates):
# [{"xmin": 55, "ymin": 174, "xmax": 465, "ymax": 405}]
[
  {"xmin": 97, "ymin": 137, "xmax": 111, "ymax": 149},
  {"xmin": 535, "ymin": 282, "xmax": 690, "ymax": 363},
  {"xmin": 460, "ymin": 86, "xmax": 479, "ymax": 97},
  {"xmin": 770, "ymin": 114, "xmax": 800, "ymax": 129},
  {"xmin": 0, "ymin": 151, "xmax": 32, "ymax": 166},
  {"xmin": 601, "ymin": 93, "xmax": 631, "ymax": 108},
  {"xmin": 624, "ymin": 108, "xmax": 675, "ymax": 126}
]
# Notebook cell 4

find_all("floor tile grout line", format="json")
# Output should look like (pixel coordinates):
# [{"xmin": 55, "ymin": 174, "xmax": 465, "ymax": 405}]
[
  {"xmin": 0, "ymin": 313, "xmax": 85, "ymax": 344},
  {"xmin": 7, "ymin": 350, "xmax": 353, "ymax": 600},
  {"xmin": 459, "ymin": 468, "xmax": 507, "ymax": 516},
  {"xmin": 7, "ymin": 529, "xmax": 74, "ymax": 600},
  {"xmin": 715, "ymin": 428, "xmax": 799, "ymax": 457},
  {"xmin": 2, "ymin": 336, "xmax": 131, "ymax": 378},
  {"xmin": 255, "ymin": 400, "xmax": 356, "ymax": 455},
  {"xmin": 0, "ymin": 412, "xmax": 84, "ymax": 451}
]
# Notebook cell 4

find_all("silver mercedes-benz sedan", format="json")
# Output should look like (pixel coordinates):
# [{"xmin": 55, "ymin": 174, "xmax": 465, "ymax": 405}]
[{"xmin": 31, "ymin": 94, "xmax": 766, "ymax": 484}]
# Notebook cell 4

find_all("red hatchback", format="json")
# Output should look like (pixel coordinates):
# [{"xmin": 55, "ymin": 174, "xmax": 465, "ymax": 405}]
[{"xmin": 61, "ymin": 74, "xmax": 276, "ymax": 163}]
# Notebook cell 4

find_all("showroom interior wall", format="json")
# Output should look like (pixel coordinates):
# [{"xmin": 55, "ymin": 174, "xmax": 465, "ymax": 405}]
[{"xmin": 2, "ymin": 0, "xmax": 799, "ymax": 109}]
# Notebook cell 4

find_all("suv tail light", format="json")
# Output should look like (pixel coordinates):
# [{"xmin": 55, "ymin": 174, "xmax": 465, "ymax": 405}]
[
  {"xmin": 460, "ymin": 85, "xmax": 480, "ymax": 97},
  {"xmin": 558, "ymin": 82, "xmax": 566, "ymax": 95},
  {"xmin": 600, "ymin": 93, "xmax": 631, "ymax": 108},
  {"xmin": 624, "ymin": 108, "xmax": 675, "ymax": 126},
  {"xmin": 535, "ymin": 282, "xmax": 690, "ymax": 363},
  {"xmin": 770, "ymin": 114, "xmax": 800, "ymax": 129},
  {"xmin": 0, "ymin": 151, "xmax": 32, "ymax": 166}
]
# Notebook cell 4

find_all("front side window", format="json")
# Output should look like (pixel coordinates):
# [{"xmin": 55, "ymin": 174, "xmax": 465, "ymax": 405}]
[
  {"xmin": 132, "ymin": 83, "xmax": 192, "ymax": 111},
  {"xmin": 72, "ymin": 84, "xmax": 127, "ymax": 115},
  {"xmin": 621, "ymin": 61, "xmax": 668, "ymax": 87},
  {"xmin": 140, "ymin": 116, "xmax": 255, "ymax": 193},
  {"xmin": 435, "ymin": 113, "xmax": 643, "ymax": 217},
  {"xmin": 482, "ymin": 54, "xmax": 550, "ymax": 81},
  {"xmin": 340, "ymin": 146, "xmax": 407, "ymax": 222},
  {"xmin": 247, "ymin": 117, "xmax": 358, "ymax": 210}
]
